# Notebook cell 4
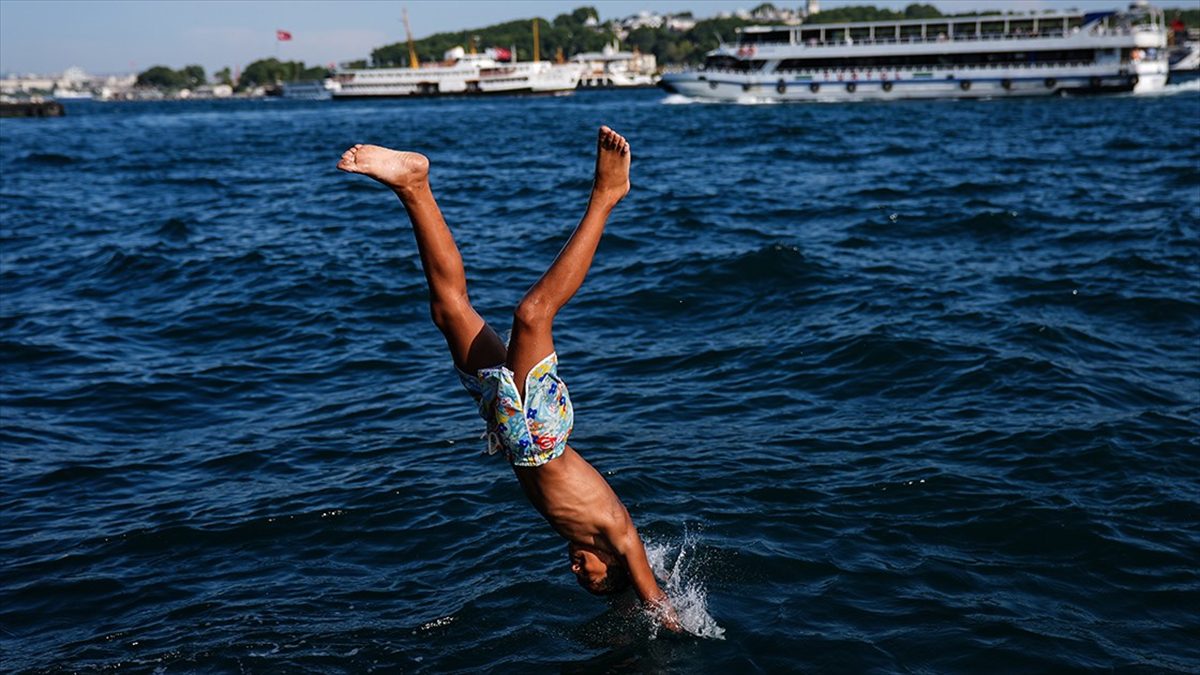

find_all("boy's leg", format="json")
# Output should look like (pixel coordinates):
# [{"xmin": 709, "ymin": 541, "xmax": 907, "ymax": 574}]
[
  {"xmin": 506, "ymin": 127, "xmax": 631, "ymax": 398},
  {"xmin": 338, "ymin": 144, "xmax": 506, "ymax": 372}
]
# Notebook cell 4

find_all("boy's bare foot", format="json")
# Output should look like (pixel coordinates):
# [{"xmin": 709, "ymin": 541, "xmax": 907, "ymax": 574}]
[
  {"xmin": 591, "ymin": 126, "xmax": 631, "ymax": 208},
  {"xmin": 337, "ymin": 144, "xmax": 430, "ymax": 194}
]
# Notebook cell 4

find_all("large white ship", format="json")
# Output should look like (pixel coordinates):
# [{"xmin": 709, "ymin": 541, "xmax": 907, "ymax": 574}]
[
  {"xmin": 333, "ymin": 47, "xmax": 583, "ymax": 99},
  {"xmin": 661, "ymin": 2, "xmax": 1168, "ymax": 101}
]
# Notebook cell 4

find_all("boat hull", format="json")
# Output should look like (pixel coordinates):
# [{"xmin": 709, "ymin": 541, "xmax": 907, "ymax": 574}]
[
  {"xmin": 331, "ymin": 87, "xmax": 575, "ymax": 100},
  {"xmin": 661, "ymin": 63, "xmax": 1167, "ymax": 101}
]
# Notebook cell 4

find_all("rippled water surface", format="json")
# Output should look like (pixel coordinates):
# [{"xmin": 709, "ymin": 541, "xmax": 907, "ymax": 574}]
[{"xmin": 3, "ymin": 87, "xmax": 1199, "ymax": 673}]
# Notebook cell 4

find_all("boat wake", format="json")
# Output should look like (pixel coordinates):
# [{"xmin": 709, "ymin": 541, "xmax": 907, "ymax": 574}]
[
  {"xmin": 644, "ymin": 530, "xmax": 725, "ymax": 639},
  {"xmin": 661, "ymin": 93, "xmax": 782, "ymax": 105},
  {"xmin": 660, "ymin": 93, "xmax": 715, "ymax": 105},
  {"xmin": 1139, "ymin": 78, "xmax": 1200, "ymax": 95}
]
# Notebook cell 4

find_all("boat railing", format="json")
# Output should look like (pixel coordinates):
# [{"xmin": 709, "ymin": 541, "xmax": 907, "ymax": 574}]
[
  {"xmin": 738, "ymin": 24, "xmax": 1158, "ymax": 51},
  {"xmin": 701, "ymin": 59, "xmax": 1100, "ymax": 76}
]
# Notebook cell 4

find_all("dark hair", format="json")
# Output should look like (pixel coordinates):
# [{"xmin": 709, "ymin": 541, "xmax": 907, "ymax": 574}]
[{"xmin": 594, "ymin": 562, "xmax": 631, "ymax": 596}]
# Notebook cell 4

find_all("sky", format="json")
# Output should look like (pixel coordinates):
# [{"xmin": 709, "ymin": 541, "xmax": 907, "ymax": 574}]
[{"xmin": 0, "ymin": 0, "xmax": 1153, "ymax": 76}]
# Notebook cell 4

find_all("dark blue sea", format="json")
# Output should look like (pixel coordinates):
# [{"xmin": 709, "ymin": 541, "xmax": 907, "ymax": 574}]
[{"xmin": 2, "ymin": 85, "xmax": 1199, "ymax": 673}]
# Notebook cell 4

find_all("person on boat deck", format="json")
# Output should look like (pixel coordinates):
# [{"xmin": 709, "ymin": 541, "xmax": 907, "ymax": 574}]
[
  {"xmin": 336, "ymin": 126, "xmax": 682, "ymax": 633},
  {"xmin": 1170, "ymin": 14, "xmax": 1186, "ymax": 46}
]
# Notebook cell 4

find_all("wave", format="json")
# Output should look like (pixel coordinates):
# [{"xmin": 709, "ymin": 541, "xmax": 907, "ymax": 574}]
[{"xmin": 21, "ymin": 152, "xmax": 76, "ymax": 165}]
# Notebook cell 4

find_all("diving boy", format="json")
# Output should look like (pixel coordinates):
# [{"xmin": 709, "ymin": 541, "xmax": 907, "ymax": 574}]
[{"xmin": 337, "ymin": 127, "xmax": 680, "ymax": 631}]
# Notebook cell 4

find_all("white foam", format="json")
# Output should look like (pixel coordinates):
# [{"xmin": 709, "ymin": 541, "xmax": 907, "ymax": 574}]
[
  {"xmin": 1139, "ymin": 79, "xmax": 1200, "ymax": 96},
  {"xmin": 734, "ymin": 95, "xmax": 781, "ymax": 105},
  {"xmin": 644, "ymin": 530, "xmax": 725, "ymax": 639},
  {"xmin": 660, "ymin": 94, "xmax": 709, "ymax": 105}
]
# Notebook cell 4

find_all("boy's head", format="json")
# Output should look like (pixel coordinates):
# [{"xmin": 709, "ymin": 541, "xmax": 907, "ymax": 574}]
[{"xmin": 568, "ymin": 543, "xmax": 630, "ymax": 595}]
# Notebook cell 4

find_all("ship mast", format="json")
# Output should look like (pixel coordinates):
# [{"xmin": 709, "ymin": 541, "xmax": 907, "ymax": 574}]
[
  {"xmin": 403, "ymin": 8, "xmax": 419, "ymax": 69},
  {"xmin": 532, "ymin": 19, "xmax": 540, "ymax": 62}
]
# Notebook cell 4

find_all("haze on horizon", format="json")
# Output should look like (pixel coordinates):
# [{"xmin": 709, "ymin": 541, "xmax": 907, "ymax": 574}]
[{"xmin": 0, "ymin": 0, "xmax": 1150, "ymax": 76}]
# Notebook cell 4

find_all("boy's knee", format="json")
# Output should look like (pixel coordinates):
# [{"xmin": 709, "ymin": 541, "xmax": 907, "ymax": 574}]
[
  {"xmin": 430, "ymin": 296, "xmax": 472, "ymax": 331},
  {"xmin": 514, "ymin": 295, "xmax": 554, "ymax": 329}
]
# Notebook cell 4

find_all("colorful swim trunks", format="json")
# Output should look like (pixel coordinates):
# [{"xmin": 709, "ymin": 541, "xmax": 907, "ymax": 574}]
[{"xmin": 457, "ymin": 352, "xmax": 574, "ymax": 467}]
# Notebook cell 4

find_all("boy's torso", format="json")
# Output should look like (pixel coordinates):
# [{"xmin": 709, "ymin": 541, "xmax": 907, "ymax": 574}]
[{"xmin": 513, "ymin": 445, "xmax": 628, "ymax": 553}]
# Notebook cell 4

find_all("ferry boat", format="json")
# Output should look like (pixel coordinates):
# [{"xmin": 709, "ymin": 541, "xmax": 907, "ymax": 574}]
[
  {"xmin": 660, "ymin": 2, "xmax": 1168, "ymax": 101},
  {"xmin": 333, "ymin": 11, "xmax": 582, "ymax": 100},
  {"xmin": 332, "ymin": 47, "xmax": 583, "ymax": 99},
  {"xmin": 281, "ymin": 79, "xmax": 340, "ymax": 100},
  {"xmin": 572, "ymin": 42, "xmax": 658, "ymax": 88}
]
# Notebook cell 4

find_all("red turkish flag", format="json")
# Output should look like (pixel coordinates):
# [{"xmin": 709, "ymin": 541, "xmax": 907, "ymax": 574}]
[{"xmin": 276, "ymin": 29, "xmax": 292, "ymax": 41}]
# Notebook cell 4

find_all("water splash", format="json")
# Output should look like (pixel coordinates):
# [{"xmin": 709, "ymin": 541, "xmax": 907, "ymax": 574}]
[{"xmin": 644, "ymin": 530, "xmax": 725, "ymax": 640}]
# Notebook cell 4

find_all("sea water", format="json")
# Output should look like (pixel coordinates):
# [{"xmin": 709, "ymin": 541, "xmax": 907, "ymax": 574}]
[{"xmin": 2, "ymin": 88, "xmax": 1198, "ymax": 672}]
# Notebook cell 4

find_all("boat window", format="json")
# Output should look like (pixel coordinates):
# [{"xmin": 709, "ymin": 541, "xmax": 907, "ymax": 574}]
[
  {"xmin": 981, "ymin": 21, "xmax": 1005, "ymax": 36},
  {"xmin": 1039, "ymin": 18, "xmax": 1067, "ymax": 36},
  {"xmin": 900, "ymin": 24, "xmax": 923, "ymax": 40},
  {"xmin": 741, "ymin": 30, "xmax": 791, "ymax": 44},
  {"xmin": 705, "ymin": 55, "xmax": 739, "ymax": 70},
  {"xmin": 953, "ymin": 22, "xmax": 978, "ymax": 38},
  {"xmin": 1067, "ymin": 16, "xmax": 1084, "ymax": 31},
  {"xmin": 703, "ymin": 55, "xmax": 766, "ymax": 71},
  {"xmin": 849, "ymin": 26, "xmax": 871, "ymax": 41},
  {"xmin": 926, "ymin": 23, "xmax": 949, "ymax": 39},
  {"xmin": 800, "ymin": 29, "xmax": 822, "ymax": 43},
  {"xmin": 1009, "ymin": 19, "xmax": 1035, "ymax": 34},
  {"xmin": 774, "ymin": 48, "xmax": 1095, "ymax": 70}
]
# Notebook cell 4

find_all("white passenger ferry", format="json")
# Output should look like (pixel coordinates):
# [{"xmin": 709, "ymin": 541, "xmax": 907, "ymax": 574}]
[
  {"xmin": 572, "ymin": 42, "xmax": 659, "ymax": 88},
  {"xmin": 661, "ymin": 2, "xmax": 1168, "ymax": 101},
  {"xmin": 332, "ymin": 47, "xmax": 582, "ymax": 99}
]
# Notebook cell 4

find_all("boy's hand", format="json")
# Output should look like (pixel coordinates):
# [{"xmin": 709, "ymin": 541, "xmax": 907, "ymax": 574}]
[{"xmin": 650, "ymin": 596, "xmax": 684, "ymax": 634}]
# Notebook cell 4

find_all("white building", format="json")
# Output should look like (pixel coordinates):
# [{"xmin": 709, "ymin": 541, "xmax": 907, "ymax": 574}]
[
  {"xmin": 667, "ymin": 15, "xmax": 697, "ymax": 32},
  {"xmin": 0, "ymin": 67, "xmax": 138, "ymax": 100},
  {"xmin": 622, "ymin": 10, "xmax": 665, "ymax": 31}
]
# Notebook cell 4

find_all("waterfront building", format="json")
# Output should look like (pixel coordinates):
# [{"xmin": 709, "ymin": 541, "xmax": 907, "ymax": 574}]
[{"xmin": 0, "ymin": 67, "xmax": 136, "ymax": 100}]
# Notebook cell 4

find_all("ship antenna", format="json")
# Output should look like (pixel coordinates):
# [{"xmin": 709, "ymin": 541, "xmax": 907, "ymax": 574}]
[{"xmin": 403, "ymin": 7, "xmax": 420, "ymax": 69}]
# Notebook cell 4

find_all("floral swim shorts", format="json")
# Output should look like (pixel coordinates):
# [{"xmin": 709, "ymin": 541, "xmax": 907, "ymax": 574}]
[{"xmin": 457, "ymin": 352, "xmax": 574, "ymax": 467}]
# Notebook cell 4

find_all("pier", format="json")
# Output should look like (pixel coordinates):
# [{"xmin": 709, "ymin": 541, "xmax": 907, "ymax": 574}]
[{"xmin": 0, "ymin": 101, "xmax": 66, "ymax": 118}]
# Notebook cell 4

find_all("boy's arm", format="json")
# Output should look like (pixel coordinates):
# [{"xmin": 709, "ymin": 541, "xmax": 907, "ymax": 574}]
[{"xmin": 604, "ymin": 519, "xmax": 683, "ymax": 632}]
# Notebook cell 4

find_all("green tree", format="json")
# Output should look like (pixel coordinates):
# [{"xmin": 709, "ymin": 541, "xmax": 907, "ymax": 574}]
[
  {"xmin": 180, "ymin": 64, "xmax": 206, "ymax": 88},
  {"xmin": 235, "ymin": 58, "xmax": 330, "ymax": 90},
  {"xmin": 1163, "ymin": 6, "xmax": 1200, "ymax": 25},
  {"xmin": 904, "ymin": 3, "xmax": 943, "ymax": 20},
  {"xmin": 214, "ymin": 67, "xmax": 232, "ymax": 86},
  {"xmin": 554, "ymin": 6, "xmax": 598, "ymax": 28},
  {"xmin": 300, "ymin": 64, "xmax": 332, "ymax": 80},
  {"xmin": 136, "ymin": 65, "xmax": 186, "ymax": 89},
  {"xmin": 371, "ymin": 11, "xmax": 617, "ymax": 67}
]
